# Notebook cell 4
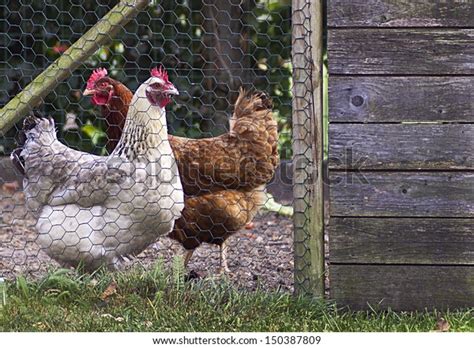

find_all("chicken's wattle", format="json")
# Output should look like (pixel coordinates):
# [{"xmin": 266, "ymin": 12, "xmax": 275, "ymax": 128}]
[{"xmin": 92, "ymin": 89, "xmax": 113, "ymax": 105}]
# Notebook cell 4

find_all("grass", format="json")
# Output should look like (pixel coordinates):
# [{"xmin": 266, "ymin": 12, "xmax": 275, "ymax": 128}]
[{"xmin": 0, "ymin": 264, "xmax": 472, "ymax": 332}]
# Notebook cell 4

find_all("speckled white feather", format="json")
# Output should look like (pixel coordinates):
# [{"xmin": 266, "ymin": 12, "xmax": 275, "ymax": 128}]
[{"xmin": 21, "ymin": 77, "xmax": 184, "ymax": 270}]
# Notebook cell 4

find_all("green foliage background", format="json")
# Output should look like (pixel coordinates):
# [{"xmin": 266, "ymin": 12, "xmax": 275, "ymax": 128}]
[{"xmin": 0, "ymin": 0, "xmax": 293, "ymax": 158}]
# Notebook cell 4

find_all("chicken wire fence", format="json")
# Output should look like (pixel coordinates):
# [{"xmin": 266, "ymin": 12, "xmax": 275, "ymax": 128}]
[{"xmin": 0, "ymin": 0, "xmax": 321, "ymax": 294}]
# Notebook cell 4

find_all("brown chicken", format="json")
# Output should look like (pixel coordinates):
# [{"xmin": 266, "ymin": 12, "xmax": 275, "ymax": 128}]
[{"xmin": 83, "ymin": 68, "xmax": 279, "ymax": 273}]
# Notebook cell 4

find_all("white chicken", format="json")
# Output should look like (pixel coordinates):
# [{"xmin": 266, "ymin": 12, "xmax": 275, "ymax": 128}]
[{"xmin": 11, "ymin": 67, "xmax": 184, "ymax": 271}]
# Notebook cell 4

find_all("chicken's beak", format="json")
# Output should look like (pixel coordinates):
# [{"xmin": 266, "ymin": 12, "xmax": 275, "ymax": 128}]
[
  {"xmin": 82, "ymin": 88, "xmax": 95, "ymax": 96},
  {"xmin": 166, "ymin": 86, "xmax": 179, "ymax": 96}
]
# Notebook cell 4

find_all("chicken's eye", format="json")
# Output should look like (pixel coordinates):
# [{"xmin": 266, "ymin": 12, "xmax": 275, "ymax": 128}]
[{"xmin": 150, "ymin": 82, "xmax": 162, "ymax": 89}]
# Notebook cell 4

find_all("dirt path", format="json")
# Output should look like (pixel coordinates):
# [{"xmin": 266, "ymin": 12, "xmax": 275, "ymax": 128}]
[{"xmin": 0, "ymin": 182, "xmax": 294, "ymax": 292}]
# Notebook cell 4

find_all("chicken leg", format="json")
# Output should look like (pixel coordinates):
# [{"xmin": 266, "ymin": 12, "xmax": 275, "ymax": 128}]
[
  {"xmin": 219, "ymin": 239, "xmax": 231, "ymax": 274},
  {"xmin": 184, "ymin": 250, "xmax": 194, "ymax": 268}
]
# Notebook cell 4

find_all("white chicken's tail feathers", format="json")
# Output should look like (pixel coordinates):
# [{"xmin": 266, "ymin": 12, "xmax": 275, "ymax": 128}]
[
  {"xmin": 23, "ymin": 115, "xmax": 57, "ymax": 144},
  {"xmin": 11, "ymin": 115, "xmax": 57, "ymax": 175}
]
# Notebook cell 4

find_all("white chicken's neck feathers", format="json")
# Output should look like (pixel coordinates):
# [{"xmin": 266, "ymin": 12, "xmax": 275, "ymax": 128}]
[{"xmin": 112, "ymin": 81, "xmax": 169, "ymax": 161}]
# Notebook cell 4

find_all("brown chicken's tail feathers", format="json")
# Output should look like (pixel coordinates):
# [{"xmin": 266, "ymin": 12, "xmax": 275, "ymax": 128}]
[
  {"xmin": 10, "ymin": 114, "xmax": 57, "ymax": 175},
  {"xmin": 232, "ymin": 88, "xmax": 273, "ymax": 121}
]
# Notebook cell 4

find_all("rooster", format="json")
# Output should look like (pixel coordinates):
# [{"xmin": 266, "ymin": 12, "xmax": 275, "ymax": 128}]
[
  {"xmin": 84, "ymin": 68, "xmax": 279, "ymax": 273},
  {"xmin": 11, "ymin": 67, "xmax": 184, "ymax": 271}
]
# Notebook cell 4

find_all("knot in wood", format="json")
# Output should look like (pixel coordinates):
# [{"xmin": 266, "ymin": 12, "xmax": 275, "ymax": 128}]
[{"xmin": 351, "ymin": 95, "xmax": 364, "ymax": 107}]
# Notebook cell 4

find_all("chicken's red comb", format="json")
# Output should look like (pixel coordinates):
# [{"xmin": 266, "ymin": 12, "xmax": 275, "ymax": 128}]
[
  {"xmin": 150, "ymin": 66, "xmax": 169, "ymax": 82},
  {"xmin": 87, "ymin": 68, "xmax": 108, "ymax": 89}
]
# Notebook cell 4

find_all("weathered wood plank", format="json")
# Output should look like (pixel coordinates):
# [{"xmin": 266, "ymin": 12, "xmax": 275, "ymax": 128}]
[
  {"xmin": 330, "ymin": 172, "xmax": 474, "ymax": 217},
  {"xmin": 329, "ymin": 76, "xmax": 474, "ymax": 123},
  {"xmin": 328, "ymin": 0, "xmax": 474, "ymax": 28},
  {"xmin": 328, "ymin": 29, "xmax": 474, "ymax": 75},
  {"xmin": 292, "ymin": 0, "xmax": 325, "ymax": 297},
  {"xmin": 330, "ymin": 265, "xmax": 474, "ymax": 310},
  {"xmin": 329, "ymin": 124, "xmax": 474, "ymax": 170},
  {"xmin": 329, "ymin": 218, "xmax": 474, "ymax": 264}
]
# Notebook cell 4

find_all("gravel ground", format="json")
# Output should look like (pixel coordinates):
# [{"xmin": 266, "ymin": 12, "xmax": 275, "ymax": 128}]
[{"xmin": 0, "ymin": 181, "xmax": 294, "ymax": 292}]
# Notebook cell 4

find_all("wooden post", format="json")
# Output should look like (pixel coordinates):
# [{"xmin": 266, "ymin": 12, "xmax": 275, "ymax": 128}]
[
  {"xmin": 0, "ymin": 0, "xmax": 149, "ymax": 136},
  {"xmin": 292, "ymin": 0, "xmax": 325, "ymax": 297}
]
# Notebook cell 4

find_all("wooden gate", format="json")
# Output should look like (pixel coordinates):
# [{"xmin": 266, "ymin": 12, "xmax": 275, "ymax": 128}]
[{"xmin": 327, "ymin": 0, "xmax": 474, "ymax": 310}]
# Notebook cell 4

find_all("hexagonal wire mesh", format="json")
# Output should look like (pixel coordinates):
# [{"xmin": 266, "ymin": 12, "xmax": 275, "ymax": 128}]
[{"xmin": 0, "ymin": 0, "xmax": 320, "ymax": 293}]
